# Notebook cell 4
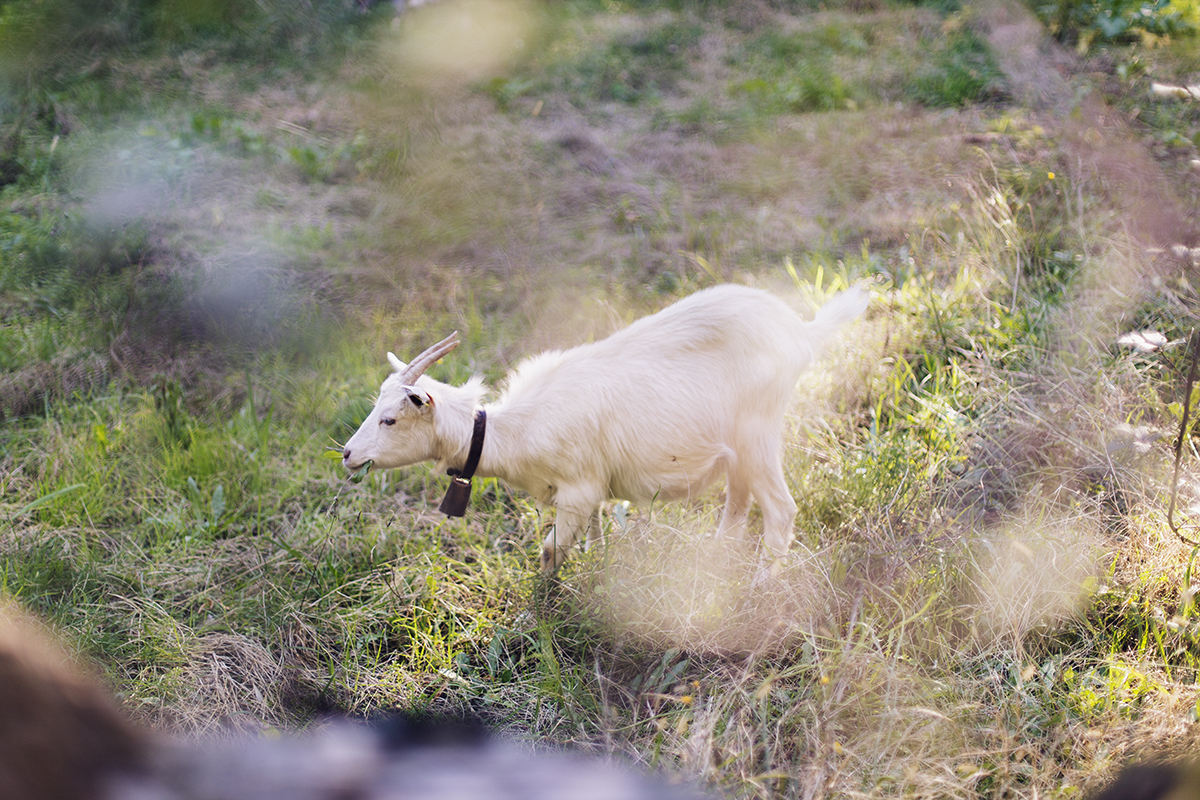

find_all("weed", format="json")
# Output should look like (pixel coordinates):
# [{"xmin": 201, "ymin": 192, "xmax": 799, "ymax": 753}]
[
  {"xmin": 1038, "ymin": 0, "xmax": 1193, "ymax": 51},
  {"xmin": 484, "ymin": 76, "xmax": 538, "ymax": 111},
  {"xmin": 733, "ymin": 69, "xmax": 851, "ymax": 114},
  {"xmin": 532, "ymin": 18, "xmax": 703, "ymax": 106},
  {"xmin": 909, "ymin": 27, "xmax": 1006, "ymax": 107},
  {"xmin": 1, "ymin": 2, "xmax": 1200, "ymax": 798}
]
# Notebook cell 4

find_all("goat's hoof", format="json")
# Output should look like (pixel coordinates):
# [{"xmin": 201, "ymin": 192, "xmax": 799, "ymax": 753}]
[
  {"xmin": 752, "ymin": 558, "xmax": 784, "ymax": 587},
  {"xmin": 539, "ymin": 546, "xmax": 559, "ymax": 571}
]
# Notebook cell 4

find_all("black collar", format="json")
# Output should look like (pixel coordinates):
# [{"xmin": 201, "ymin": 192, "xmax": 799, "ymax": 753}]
[{"xmin": 439, "ymin": 409, "xmax": 486, "ymax": 517}]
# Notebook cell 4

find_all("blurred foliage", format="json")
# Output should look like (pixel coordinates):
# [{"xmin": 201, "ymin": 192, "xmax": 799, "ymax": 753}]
[
  {"xmin": 536, "ymin": 17, "xmax": 704, "ymax": 105},
  {"xmin": 569, "ymin": 0, "xmax": 961, "ymax": 11},
  {"xmin": 0, "ymin": 0, "xmax": 372, "ymax": 189},
  {"xmin": 0, "ymin": 0, "xmax": 1199, "ymax": 795},
  {"xmin": 0, "ymin": 0, "xmax": 368, "ymax": 90},
  {"xmin": 1035, "ymin": 0, "xmax": 1195, "ymax": 51}
]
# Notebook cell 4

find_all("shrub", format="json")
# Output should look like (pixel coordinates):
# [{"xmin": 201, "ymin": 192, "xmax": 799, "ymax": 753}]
[{"xmin": 1037, "ymin": 0, "xmax": 1193, "ymax": 51}]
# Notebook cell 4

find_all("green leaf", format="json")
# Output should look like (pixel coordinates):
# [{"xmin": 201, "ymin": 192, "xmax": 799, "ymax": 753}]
[
  {"xmin": 210, "ymin": 484, "xmax": 225, "ymax": 520},
  {"xmin": 349, "ymin": 460, "xmax": 373, "ymax": 484}
]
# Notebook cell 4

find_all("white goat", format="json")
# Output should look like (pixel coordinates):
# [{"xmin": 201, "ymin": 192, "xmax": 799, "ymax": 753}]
[{"xmin": 342, "ymin": 283, "xmax": 868, "ymax": 570}]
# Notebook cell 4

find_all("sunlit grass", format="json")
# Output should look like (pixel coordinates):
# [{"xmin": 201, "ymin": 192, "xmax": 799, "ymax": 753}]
[{"xmin": 3, "ymin": 0, "xmax": 1200, "ymax": 798}]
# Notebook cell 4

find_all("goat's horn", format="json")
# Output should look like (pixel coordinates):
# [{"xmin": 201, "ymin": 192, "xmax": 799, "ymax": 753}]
[{"xmin": 399, "ymin": 331, "xmax": 460, "ymax": 384}]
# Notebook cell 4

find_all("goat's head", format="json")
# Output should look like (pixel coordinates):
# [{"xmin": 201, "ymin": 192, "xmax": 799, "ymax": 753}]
[{"xmin": 342, "ymin": 332, "xmax": 459, "ymax": 472}]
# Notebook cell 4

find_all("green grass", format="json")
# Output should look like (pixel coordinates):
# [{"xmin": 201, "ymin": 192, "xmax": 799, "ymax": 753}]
[
  {"xmin": 3, "ymin": 0, "xmax": 1200, "ymax": 797},
  {"xmin": 910, "ymin": 25, "xmax": 1006, "ymax": 107},
  {"xmin": 491, "ymin": 3, "xmax": 1002, "ymax": 133},
  {"xmin": 539, "ymin": 17, "xmax": 706, "ymax": 106}
]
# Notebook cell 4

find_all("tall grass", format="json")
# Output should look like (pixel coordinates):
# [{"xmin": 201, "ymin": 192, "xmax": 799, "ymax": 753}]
[{"xmin": 1, "ymin": 1, "xmax": 1199, "ymax": 798}]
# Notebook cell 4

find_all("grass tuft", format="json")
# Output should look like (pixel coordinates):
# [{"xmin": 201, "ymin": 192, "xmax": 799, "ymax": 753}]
[{"xmin": 4, "ymin": 1, "xmax": 1200, "ymax": 796}]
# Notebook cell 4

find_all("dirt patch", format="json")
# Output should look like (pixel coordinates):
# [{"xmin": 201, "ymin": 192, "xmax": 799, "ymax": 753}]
[
  {"xmin": 0, "ymin": 354, "xmax": 109, "ymax": 421},
  {"xmin": 977, "ymin": 0, "xmax": 1190, "ymax": 249}
]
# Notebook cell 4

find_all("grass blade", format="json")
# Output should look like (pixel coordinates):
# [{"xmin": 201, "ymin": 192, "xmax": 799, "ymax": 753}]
[{"xmin": 18, "ymin": 484, "xmax": 86, "ymax": 517}]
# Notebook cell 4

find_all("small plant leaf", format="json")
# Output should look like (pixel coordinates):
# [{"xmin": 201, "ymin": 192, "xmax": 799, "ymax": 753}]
[
  {"xmin": 210, "ymin": 484, "xmax": 225, "ymax": 520},
  {"xmin": 349, "ymin": 460, "xmax": 373, "ymax": 484}
]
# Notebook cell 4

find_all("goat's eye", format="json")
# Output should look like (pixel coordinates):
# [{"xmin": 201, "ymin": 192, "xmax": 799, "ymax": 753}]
[{"xmin": 381, "ymin": 417, "xmax": 396, "ymax": 427}]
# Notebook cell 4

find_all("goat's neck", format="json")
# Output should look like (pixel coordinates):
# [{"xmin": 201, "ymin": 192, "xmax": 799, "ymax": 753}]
[
  {"xmin": 428, "ymin": 379, "xmax": 486, "ymax": 472},
  {"xmin": 429, "ymin": 381, "xmax": 531, "ymax": 486},
  {"xmin": 434, "ymin": 407, "xmax": 519, "ymax": 486},
  {"xmin": 470, "ymin": 404, "xmax": 524, "ymax": 484}
]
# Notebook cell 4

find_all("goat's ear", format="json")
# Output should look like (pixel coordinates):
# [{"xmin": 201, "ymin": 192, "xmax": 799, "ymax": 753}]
[
  {"xmin": 405, "ymin": 387, "xmax": 433, "ymax": 409},
  {"xmin": 387, "ymin": 352, "xmax": 407, "ymax": 373}
]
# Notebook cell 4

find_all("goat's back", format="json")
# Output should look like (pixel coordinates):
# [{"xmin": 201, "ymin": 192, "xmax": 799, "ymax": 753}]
[
  {"xmin": 490, "ymin": 285, "xmax": 864, "ymax": 501},
  {"xmin": 503, "ymin": 284, "xmax": 856, "ymax": 407}
]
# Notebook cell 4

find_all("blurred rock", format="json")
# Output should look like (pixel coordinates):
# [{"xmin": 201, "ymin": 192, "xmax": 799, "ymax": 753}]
[{"xmin": 0, "ymin": 601, "xmax": 715, "ymax": 800}]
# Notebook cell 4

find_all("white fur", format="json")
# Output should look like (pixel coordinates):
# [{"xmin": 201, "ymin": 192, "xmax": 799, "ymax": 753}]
[{"xmin": 342, "ymin": 283, "xmax": 869, "ymax": 570}]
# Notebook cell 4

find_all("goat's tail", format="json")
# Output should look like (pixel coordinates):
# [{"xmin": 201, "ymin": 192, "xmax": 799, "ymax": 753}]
[
  {"xmin": 810, "ymin": 283, "xmax": 870, "ymax": 333},
  {"xmin": 783, "ymin": 283, "xmax": 868, "ymax": 372}
]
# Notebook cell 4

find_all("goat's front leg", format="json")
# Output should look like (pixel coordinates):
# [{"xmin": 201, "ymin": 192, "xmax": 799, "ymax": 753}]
[
  {"xmin": 540, "ymin": 497, "xmax": 599, "ymax": 571},
  {"xmin": 583, "ymin": 508, "xmax": 601, "ymax": 552}
]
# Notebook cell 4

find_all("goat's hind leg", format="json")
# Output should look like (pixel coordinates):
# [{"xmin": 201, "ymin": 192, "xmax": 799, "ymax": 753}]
[
  {"xmin": 737, "ymin": 424, "xmax": 798, "ymax": 561},
  {"xmin": 755, "ymin": 467, "xmax": 798, "ymax": 560},
  {"xmin": 715, "ymin": 470, "xmax": 752, "ymax": 542}
]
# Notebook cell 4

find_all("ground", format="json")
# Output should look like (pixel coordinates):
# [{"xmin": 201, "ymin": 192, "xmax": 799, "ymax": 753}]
[{"xmin": 5, "ymin": 0, "xmax": 1200, "ymax": 797}]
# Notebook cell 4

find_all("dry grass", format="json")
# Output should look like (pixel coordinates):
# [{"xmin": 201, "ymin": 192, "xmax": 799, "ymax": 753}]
[{"xmin": 7, "ymin": 1, "xmax": 1200, "ymax": 798}]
